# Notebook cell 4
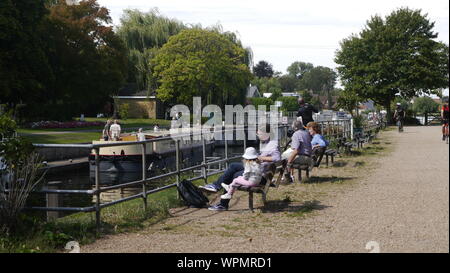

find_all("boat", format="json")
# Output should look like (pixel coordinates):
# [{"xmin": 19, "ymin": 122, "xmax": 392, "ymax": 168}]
[{"xmin": 88, "ymin": 129, "xmax": 214, "ymax": 174}]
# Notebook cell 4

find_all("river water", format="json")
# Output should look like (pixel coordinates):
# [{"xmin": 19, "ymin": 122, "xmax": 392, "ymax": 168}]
[{"xmin": 29, "ymin": 146, "xmax": 247, "ymax": 216}]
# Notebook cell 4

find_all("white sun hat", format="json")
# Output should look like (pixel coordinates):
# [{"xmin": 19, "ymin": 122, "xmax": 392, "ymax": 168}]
[{"xmin": 242, "ymin": 147, "xmax": 259, "ymax": 160}]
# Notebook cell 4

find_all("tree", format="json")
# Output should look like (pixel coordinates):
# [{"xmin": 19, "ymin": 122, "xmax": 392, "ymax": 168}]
[
  {"xmin": 278, "ymin": 75, "xmax": 299, "ymax": 93},
  {"xmin": 153, "ymin": 29, "xmax": 252, "ymax": 107},
  {"xmin": 116, "ymin": 9, "xmax": 186, "ymax": 92},
  {"xmin": 0, "ymin": 0, "xmax": 53, "ymax": 115},
  {"xmin": 250, "ymin": 77, "xmax": 282, "ymax": 96},
  {"xmin": 277, "ymin": 96, "xmax": 298, "ymax": 113},
  {"xmin": 287, "ymin": 61, "xmax": 314, "ymax": 79},
  {"xmin": 337, "ymin": 88, "xmax": 361, "ymax": 117},
  {"xmin": 413, "ymin": 96, "xmax": 439, "ymax": 114},
  {"xmin": 40, "ymin": 0, "xmax": 128, "ymax": 119},
  {"xmin": 335, "ymin": 8, "xmax": 449, "ymax": 123},
  {"xmin": 253, "ymin": 60, "xmax": 274, "ymax": 78},
  {"xmin": 248, "ymin": 97, "xmax": 273, "ymax": 109},
  {"xmin": 300, "ymin": 66, "xmax": 337, "ymax": 109}
]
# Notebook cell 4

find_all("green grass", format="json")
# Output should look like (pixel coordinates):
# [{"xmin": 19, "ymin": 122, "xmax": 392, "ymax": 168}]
[
  {"xmin": 20, "ymin": 132, "xmax": 102, "ymax": 144},
  {"xmin": 0, "ymin": 174, "xmax": 220, "ymax": 253},
  {"xmin": 18, "ymin": 117, "xmax": 171, "ymax": 144}
]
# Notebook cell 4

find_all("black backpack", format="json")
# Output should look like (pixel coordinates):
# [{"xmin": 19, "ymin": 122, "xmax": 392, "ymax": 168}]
[{"xmin": 177, "ymin": 179, "xmax": 209, "ymax": 208}]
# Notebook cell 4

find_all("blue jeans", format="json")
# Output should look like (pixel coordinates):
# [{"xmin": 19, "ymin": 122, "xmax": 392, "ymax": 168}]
[{"xmin": 212, "ymin": 162, "xmax": 244, "ymax": 190}]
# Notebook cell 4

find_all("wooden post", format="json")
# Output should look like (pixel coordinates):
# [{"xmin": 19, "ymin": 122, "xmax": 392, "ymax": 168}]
[{"xmin": 46, "ymin": 181, "xmax": 62, "ymax": 221}]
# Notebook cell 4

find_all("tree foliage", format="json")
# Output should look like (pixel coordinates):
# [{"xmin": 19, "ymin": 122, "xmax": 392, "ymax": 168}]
[
  {"xmin": 250, "ymin": 77, "xmax": 282, "ymax": 95},
  {"xmin": 0, "ymin": 0, "xmax": 128, "ymax": 121},
  {"xmin": 116, "ymin": 9, "xmax": 186, "ymax": 92},
  {"xmin": 0, "ymin": 0, "xmax": 53, "ymax": 112},
  {"xmin": 152, "ymin": 28, "xmax": 252, "ymax": 108},
  {"xmin": 412, "ymin": 96, "xmax": 439, "ymax": 114},
  {"xmin": 253, "ymin": 60, "xmax": 274, "ymax": 78},
  {"xmin": 287, "ymin": 61, "xmax": 314, "ymax": 79},
  {"xmin": 335, "ymin": 8, "xmax": 449, "ymax": 119}
]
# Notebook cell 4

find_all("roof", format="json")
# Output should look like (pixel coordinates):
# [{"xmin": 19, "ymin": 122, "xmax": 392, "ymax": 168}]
[
  {"xmin": 117, "ymin": 83, "xmax": 156, "ymax": 98},
  {"xmin": 246, "ymin": 85, "xmax": 261, "ymax": 98}
]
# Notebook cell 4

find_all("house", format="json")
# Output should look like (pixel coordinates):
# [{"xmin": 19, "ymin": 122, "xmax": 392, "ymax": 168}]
[
  {"xmin": 359, "ymin": 100, "xmax": 376, "ymax": 111},
  {"xmin": 112, "ymin": 83, "xmax": 164, "ymax": 119},
  {"xmin": 246, "ymin": 84, "xmax": 261, "ymax": 98}
]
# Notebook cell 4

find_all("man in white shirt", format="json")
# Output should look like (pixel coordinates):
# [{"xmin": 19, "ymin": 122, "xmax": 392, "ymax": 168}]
[{"xmin": 109, "ymin": 120, "xmax": 121, "ymax": 140}]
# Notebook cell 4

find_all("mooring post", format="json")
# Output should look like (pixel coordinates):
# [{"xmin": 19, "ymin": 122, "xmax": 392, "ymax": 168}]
[
  {"xmin": 141, "ymin": 142, "xmax": 147, "ymax": 210},
  {"xmin": 46, "ymin": 181, "xmax": 62, "ymax": 221},
  {"xmin": 94, "ymin": 147, "xmax": 101, "ymax": 233}
]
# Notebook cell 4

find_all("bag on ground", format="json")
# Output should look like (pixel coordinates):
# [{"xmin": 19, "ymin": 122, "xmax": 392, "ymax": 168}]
[{"xmin": 177, "ymin": 179, "xmax": 209, "ymax": 208}]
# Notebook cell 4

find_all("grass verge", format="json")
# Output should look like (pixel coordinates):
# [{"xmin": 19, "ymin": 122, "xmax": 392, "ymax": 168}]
[{"xmin": 0, "ymin": 174, "xmax": 220, "ymax": 253}]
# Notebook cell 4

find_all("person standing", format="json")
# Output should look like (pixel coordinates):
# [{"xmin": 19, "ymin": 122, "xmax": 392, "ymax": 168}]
[
  {"xmin": 296, "ymin": 97, "xmax": 318, "ymax": 126},
  {"xmin": 102, "ymin": 120, "xmax": 112, "ymax": 141},
  {"xmin": 137, "ymin": 128, "xmax": 146, "ymax": 141},
  {"xmin": 109, "ymin": 120, "xmax": 121, "ymax": 141},
  {"xmin": 441, "ymin": 98, "xmax": 449, "ymax": 141}
]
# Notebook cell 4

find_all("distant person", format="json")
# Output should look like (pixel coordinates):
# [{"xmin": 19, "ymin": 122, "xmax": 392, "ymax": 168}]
[
  {"xmin": 137, "ymin": 128, "xmax": 146, "ymax": 141},
  {"xmin": 441, "ymin": 98, "xmax": 449, "ymax": 141},
  {"xmin": 102, "ymin": 120, "xmax": 112, "ymax": 141},
  {"xmin": 109, "ymin": 120, "xmax": 121, "ymax": 141},
  {"xmin": 296, "ymin": 97, "xmax": 318, "ymax": 126},
  {"xmin": 154, "ymin": 124, "xmax": 160, "ymax": 132},
  {"xmin": 393, "ymin": 103, "xmax": 406, "ymax": 132}
]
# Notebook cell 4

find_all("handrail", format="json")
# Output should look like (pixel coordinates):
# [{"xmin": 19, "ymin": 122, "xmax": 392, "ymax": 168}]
[{"xmin": 25, "ymin": 124, "xmax": 289, "ymax": 232}]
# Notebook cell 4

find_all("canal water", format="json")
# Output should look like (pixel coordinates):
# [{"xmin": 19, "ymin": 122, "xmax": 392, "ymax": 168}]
[{"xmin": 30, "ymin": 146, "xmax": 248, "ymax": 217}]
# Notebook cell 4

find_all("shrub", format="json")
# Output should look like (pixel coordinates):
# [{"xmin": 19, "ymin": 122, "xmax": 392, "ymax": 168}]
[{"xmin": 119, "ymin": 103, "xmax": 130, "ymax": 120}]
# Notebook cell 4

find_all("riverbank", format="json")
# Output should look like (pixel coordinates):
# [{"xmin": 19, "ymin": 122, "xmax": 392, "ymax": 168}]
[{"xmin": 0, "ymin": 174, "xmax": 220, "ymax": 253}]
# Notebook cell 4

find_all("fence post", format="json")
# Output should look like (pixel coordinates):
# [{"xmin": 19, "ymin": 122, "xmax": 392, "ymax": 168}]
[
  {"xmin": 141, "ymin": 143, "xmax": 147, "ymax": 210},
  {"xmin": 46, "ymin": 181, "xmax": 62, "ymax": 221},
  {"xmin": 224, "ymin": 130, "xmax": 229, "ymax": 169},
  {"xmin": 175, "ymin": 139, "xmax": 181, "ymax": 199},
  {"xmin": 350, "ymin": 118, "xmax": 354, "ymax": 140},
  {"xmin": 94, "ymin": 147, "xmax": 101, "ymax": 233},
  {"xmin": 202, "ymin": 138, "xmax": 207, "ymax": 185}
]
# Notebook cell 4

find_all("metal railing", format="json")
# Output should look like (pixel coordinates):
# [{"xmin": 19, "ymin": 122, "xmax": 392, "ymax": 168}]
[{"xmin": 26, "ymin": 125, "xmax": 289, "ymax": 232}]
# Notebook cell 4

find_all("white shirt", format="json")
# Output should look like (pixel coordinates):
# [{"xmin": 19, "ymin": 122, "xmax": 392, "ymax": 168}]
[
  {"xmin": 110, "ymin": 124, "xmax": 121, "ymax": 138},
  {"xmin": 137, "ymin": 132, "xmax": 145, "ymax": 141}
]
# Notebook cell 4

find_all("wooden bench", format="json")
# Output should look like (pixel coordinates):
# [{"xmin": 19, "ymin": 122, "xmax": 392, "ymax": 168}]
[
  {"xmin": 291, "ymin": 146, "xmax": 326, "ymax": 183},
  {"xmin": 235, "ymin": 160, "xmax": 287, "ymax": 211},
  {"xmin": 324, "ymin": 148, "xmax": 337, "ymax": 166}
]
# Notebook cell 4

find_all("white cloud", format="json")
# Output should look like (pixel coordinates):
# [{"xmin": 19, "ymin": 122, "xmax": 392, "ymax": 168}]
[{"xmin": 98, "ymin": 0, "xmax": 449, "ymax": 75}]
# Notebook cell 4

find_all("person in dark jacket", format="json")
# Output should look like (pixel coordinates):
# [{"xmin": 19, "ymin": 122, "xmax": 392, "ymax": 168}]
[{"xmin": 296, "ymin": 97, "xmax": 318, "ymax": 126}]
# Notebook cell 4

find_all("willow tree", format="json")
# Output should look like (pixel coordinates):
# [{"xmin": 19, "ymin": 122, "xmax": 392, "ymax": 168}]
[
  {"xmin": 335, "ymin": 8, "xmax": 449, "ymax": 122},
  {"xmin": 116, "ymin": 9, "xmax": 186, "ymax": 92},
  {"xmin": 153, "ymin": 28, "xmax": 252, "ymax": 108}
]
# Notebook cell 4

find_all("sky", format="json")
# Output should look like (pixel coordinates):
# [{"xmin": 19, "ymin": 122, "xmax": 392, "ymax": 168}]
[{"xmin": 96, "ymin": 0, "xmax": 449, "ymax": 95}]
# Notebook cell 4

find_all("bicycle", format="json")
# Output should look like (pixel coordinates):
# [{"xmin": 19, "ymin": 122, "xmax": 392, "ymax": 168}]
[{"xmin": 396, "ymin": 118, "xmax": 404, "ymax": 133}]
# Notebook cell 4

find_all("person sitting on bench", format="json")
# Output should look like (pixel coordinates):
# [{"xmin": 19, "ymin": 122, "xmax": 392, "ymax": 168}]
[
  {"xmin": 306, "ymin": 122, "xmax": 329, "ymax": 149},
  {"xmin": 220, "ymin": 147, "xmax": 263, "ymax": 200},
  {"xmin": 202, "ymin": 124, "xmax": 281, "ymax": 211},
  {"xmin": 284, "ymin": 120, "xmax": 313, "ymax": 182}
]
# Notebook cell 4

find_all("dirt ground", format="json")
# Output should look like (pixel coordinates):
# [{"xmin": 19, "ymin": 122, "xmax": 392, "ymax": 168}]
[{"xmin": 82, "ymin": 126, "xmax": 449, "ymax": 253}]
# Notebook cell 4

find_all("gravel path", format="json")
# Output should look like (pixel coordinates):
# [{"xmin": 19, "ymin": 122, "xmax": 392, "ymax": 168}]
[{"xmin": 82, "ymin": 126, "xmax": 449, "ymax": 253}]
